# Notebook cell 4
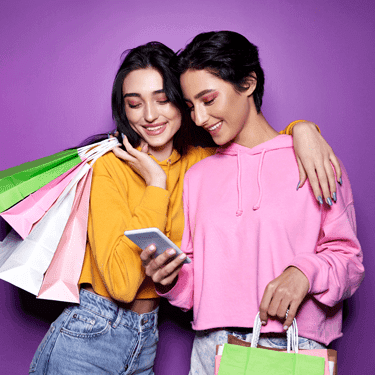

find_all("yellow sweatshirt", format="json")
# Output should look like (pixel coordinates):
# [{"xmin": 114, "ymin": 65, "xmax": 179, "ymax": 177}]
[{"xmin": 79, "ymin": 121, "xmax": 309, "ymax": 302}]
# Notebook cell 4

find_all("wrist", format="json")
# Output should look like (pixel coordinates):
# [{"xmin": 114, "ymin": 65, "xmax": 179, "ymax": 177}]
[
  {"xmin": 149, "ymin": 176, "xmax": 167, "ymax": 189},
  {"xmin": 292, "ymin": 121, "xmax": 320, "ymax": 135}
]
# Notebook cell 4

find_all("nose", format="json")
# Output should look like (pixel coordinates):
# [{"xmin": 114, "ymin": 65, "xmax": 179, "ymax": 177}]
[
  {"xmin": 192, "ymin": 104, "xmax": 209, "ymax": 127},
  {"xmin": 144, "ymin": 102, "xmax": 158, "ymax": 123}
]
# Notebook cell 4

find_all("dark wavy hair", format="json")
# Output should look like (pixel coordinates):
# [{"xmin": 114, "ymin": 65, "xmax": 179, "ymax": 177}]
[
  {"xmin": 110, "ymin": 41, "xmax": 197, "ymax": 155},
  {"xmin": 76, "ymin": 41, "xmax": 215, "ymax": 151},
  {"xmin": 174, "ymin": 31, "xmax": 265, "ymax": 113}
]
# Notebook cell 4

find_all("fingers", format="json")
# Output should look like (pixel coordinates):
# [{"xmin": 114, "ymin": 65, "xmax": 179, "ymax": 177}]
[
  {"xmin": 315, "ymin": 164, "xmax": 331, "ymax": 205},
  {"xmin": 324, "ymin": 159, "xmax": 337, "ymax": 202},
  {"xmin": 303, "ymin": 164, "xmax": 324, "ymax": 204},
  {"xmin": 140, "ymin": 244, "xmax": 157, "ymax": 267},
  {"xmin": 330, "ymin": 153, "xmax": 343, "ymax": 186},
  {"xmin": 143, "ymin": 247, "xmax": 186, "ymax": 285},
  {"xmin": 259, "ymin": 284, "xmax": 273, "ymax": 325},
  {"xmin": 112, "ymin": 145, "xmax": 136, "ymax": 163},
  {"xmin": 283, "ymin": 302, "xmax": 298, "ymax": 329},
  {"xmin": 295, "ymin": 157, "xmax": 307, "ymax": 189}
]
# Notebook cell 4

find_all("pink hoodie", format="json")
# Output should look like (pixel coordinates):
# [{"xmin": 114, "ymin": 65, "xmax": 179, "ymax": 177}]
[{"xmin": 160, "ymin": 135, "xmax": 364, "ymax": 345}]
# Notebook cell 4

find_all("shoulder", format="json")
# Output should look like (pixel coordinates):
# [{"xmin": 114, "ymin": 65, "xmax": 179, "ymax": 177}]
[
  {"xmin": 185, "ymin": 152, "xmax": 220, "ymax": 180},
  {"xmin": 182, "ymin": 146, "xmax": 217, "ymax": 165}
]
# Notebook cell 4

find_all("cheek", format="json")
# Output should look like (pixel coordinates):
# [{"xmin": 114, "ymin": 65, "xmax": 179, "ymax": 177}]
[{"xmin": 124, "ymin": 108, "xmax": 141, "ymax": 126}]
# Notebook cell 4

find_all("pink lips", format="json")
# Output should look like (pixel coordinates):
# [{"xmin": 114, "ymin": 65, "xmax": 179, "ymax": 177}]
[
  {"xmin": 206, "ymin": 121, "xmax": 222, "ymax": 136},
  {"xmin": 143, "ymin": 122, "xmax": 167, "ymax": 136}
]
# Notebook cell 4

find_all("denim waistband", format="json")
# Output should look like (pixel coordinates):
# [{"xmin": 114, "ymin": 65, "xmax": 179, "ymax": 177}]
[{"xmin": 75, "ymin": 289, "xmax": 158, "ymax": 331}]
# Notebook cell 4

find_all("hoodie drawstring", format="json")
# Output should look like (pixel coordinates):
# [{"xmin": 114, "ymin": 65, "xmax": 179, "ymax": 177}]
[
  {"xmin": 253, "ymin": 149, "xmax": 266, "ymax": 211},
  {"xmin": 236, "ymin": 151, "xmax": 243, "ymax": 216}
]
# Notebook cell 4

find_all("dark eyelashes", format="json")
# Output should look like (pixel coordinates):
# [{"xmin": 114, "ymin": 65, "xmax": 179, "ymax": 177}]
[{"xmin": 127, "ymin": 99, "xmax": 170, "ymax": 108}]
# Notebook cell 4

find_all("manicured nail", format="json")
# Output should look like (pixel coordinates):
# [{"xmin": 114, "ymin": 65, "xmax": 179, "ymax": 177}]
[
  {"xmin": 179, "ymin": 253, "xmax": 187, "ymax": 260},
  {"xmin": 332, "ymin": 192, "xmax": 337, "ymax": 203},
  {"xmin": 148, "ymin": 244, "xmax": 156, "ymax": 252},
  {"xmin": 317, "ymin": 196, "xmax": 323, "ymax": 205},
  {"xmin": 326, "ymin": 197, "xmax": 333, "ymax": 206},
  {"xmin": 283, "ymin": 325, "xmax": 288, "ymax": 331},
  {"xmin": 121, "ymin": 133, "xmax": 126, "ymax": 140},
  {"xmin": 296, "ymin": 181, "xmax": 300, "ymax": 191},
  {"xmin": 168, "ymin": 249, "xmax": 176, "ymax": 256},
  {"xmin": 261, "ymin": 321, "xmax": 267, "ymax": 326},
  {"xmin": 338, "ymin": 177, "xmax": 343, "ymax": 185}
]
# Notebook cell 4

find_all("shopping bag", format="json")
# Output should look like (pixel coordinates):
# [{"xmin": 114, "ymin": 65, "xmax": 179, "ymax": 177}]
[
  {"xmin": 37, "ymin": 167, "xmax": 93, "ymax": 303},
  {"xmin": 0, "ymin": 182, "xmax": 77, "ymax": 295},
  {"xmin": 0, "ymin": 137, "xmax": 119, "ymax": 238},
  {"xmin": 0, "ymin": 138, "xmax": 119, "ymax": 295},
  {"xmin": 0, "ymin": 137, "xmax": 119, "ymax": 213},
  {"xmin": 215, "ymin": 336, "xmax": 336, "ymax": 375},
  {"xmin": 217, "ymin": 313, "xmax": 325, "ymax": 375},
  {"xmin": 0, "ymin": 161, "xmax": 85, "ymax": 239},
  {"xmin": 0, "ymin": 149, "xmax": 82, "ymax": 213}
]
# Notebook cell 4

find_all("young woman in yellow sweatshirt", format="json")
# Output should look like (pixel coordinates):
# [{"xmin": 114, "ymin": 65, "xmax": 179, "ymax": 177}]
[{"xmin": 29, "ymin": 41, "xmax": 341, "ymax": 375}]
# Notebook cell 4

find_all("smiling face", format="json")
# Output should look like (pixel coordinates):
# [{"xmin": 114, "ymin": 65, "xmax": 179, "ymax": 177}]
[
  {"xmin": 180, "ymin": 69, "xmax": 256, "ymax": 146},
  {"xmin": 122, "ymin": 68, "xmax": 182, "ymax": 158}
]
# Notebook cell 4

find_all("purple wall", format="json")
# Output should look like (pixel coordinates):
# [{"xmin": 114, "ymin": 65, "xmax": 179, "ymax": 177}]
[{"xmin": 1, "ymin": 0, "xmax": 374, "ymax": 373}]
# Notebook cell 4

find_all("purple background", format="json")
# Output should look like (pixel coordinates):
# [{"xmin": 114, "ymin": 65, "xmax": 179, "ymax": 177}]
[{"xmin": 1, "ymin": 0, "xmax": 374, "ymax": 373}]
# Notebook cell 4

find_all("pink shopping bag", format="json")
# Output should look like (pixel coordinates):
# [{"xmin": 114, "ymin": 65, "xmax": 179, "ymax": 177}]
[
  {"xmin": 38, "ymin": 167, "xmax": 93, "ymax": 303},
  {"xmin": 0, "ymin": 161, "xmax": 86, "ymax": 239}
]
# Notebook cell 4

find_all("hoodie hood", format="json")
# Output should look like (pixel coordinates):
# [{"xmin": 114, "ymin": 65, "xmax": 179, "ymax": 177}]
[{"xmin": 216, "ymin": 135, "xmax": 294, "ymax": 214}]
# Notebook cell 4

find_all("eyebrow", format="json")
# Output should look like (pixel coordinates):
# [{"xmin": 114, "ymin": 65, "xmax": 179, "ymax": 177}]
[{"xmin": 123, "ymin": 89, "xmax": 165, "ymax": 99}]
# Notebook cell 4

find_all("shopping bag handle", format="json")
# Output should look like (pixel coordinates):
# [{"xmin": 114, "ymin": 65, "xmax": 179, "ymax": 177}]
[{"xmin": 250, "ymin": 312, "xmax": 299, "ymax": 353}]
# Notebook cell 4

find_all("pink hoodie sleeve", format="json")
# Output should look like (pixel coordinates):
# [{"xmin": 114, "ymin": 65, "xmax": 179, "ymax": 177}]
[
  {"xmin": 157, "ymin": 176, "xmax": 194, "ymax": 311},
  {"xmin": 289, "ymin": 167, "xmax": 364, "ymax": 307}
]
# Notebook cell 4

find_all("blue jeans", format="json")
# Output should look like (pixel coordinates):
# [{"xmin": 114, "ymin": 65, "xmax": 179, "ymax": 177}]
[
  {"xmin": 189, "ymin": 328, "xmax": 326, "ymax": 375},
  {"xmin": 29, "ymin": 289, "xmax": 159, "ymax": 374}
]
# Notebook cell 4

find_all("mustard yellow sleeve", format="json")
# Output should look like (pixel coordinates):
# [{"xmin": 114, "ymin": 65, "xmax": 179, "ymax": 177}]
[
  {"xmin": 88, "ymin": 155, "xmax": 170, "ymax": 302},
  {"xmin": 279, "ymin": 120, "xmax": 321, "ymax": 135}
]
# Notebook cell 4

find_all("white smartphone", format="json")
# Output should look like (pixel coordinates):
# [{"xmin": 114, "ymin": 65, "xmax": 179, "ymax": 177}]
[{"xmin": 124, "ymin": 227, "xmax": 191, "ymax": 264}]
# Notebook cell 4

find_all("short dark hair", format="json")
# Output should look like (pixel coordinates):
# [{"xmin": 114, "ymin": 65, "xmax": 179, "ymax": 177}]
[
  {"xmin": 174, "ymin": 31, "xmax": 265, "ymax": 113},
  {"xmin": 111, "ymin": 42, "xmax": 196, "ymax": 156}
]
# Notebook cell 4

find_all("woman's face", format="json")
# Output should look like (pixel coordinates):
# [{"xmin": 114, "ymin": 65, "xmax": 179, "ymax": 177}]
[
  {"xmin": 122, "ymin": 68, "xmax": 182, "ymax": 154},
  {"xmin": 180, "ymin": 69, "xmax": 253, "ymax": 146}
]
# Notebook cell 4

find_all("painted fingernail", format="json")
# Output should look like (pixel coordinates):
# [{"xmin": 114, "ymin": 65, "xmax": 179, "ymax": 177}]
[
  {"xmin": 326, "ymin": 197, "xmax": 333, "ymax": 206},
  {"xmin": 121, "ymin": 133, "xmax": 126, "ymax": 140},
  {"xmin": 168, "ymin": 249, "xmax": 176, "ymax": 256},
  {"xmin": 332, "ymin": 192, "xmax": 337, "ymax": 202},
  {"xmin": 339, "ymin": 177, "xmax": 343, "ymax": 185},
  {"xmin": 179, "ymin": 253, "xmax": 187, "ymax": 260},
  {"xmin": 317, "ymin": 196, "xmax": 323, "ymax": 205},
  {"xmin": 283, "ymin": 325, "xmax": 288, "ymax": 331},
  {"xmin": 148, "ymin": 244, "xmax": 156, "ymax": 252},
  {"xmin": 296, "ymin": 181, "xmax": 300, "ymax": 191},
  {"xmin": 261, "ymin": 321, "xmax": 267, "ymax": 326}
]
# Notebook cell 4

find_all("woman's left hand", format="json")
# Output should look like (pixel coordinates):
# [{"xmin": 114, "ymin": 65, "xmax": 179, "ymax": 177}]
[
  {"xmin": 292, "ymin": 121, "xmax": 342, "ymax": 205},
  {"xmin": 259, "ymin": 266, "xmax": 310, "ymax": 330}
]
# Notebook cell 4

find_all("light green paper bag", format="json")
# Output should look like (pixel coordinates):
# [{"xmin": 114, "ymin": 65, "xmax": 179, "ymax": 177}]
[{"xmin": 218, "ymin": 344, "xmax": 325, "ymax": 375}]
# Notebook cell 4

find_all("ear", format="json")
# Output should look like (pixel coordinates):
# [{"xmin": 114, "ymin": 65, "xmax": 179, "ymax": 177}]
[{"xmin": 245, "ymin": 73, "xmax": 257, "ymax": 97}]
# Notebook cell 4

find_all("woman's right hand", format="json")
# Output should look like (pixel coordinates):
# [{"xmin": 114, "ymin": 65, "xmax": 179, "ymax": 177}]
[
  {"xmin": 140, "ymin": 244, "xmax": 186, "ymax": 293},
  {"xmin": 112, "ymin": 135, "xmax": 167, "ymax": 189}
]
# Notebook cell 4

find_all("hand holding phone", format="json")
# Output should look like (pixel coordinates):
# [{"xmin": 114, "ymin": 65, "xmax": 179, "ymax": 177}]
[{"xmin": 124, "ymin": 227, "xmax": 191, "ymax": 264}]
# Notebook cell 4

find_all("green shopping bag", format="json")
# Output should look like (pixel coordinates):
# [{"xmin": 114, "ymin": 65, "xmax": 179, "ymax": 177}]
[
  {"xmin": 0, "ymin": 149, "xmax": 82, "ymax": 213},
  {"xmin": 218, "ymin": 313, "xmax": 325, "ymax": 375}
]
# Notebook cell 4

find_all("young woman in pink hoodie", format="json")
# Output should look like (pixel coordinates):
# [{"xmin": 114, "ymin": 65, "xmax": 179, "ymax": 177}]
[{"xmin": 141, "ymin": 31, "xmax": 365, "ymax": 375}]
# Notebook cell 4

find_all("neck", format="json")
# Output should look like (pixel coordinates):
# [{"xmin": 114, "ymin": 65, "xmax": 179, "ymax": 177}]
[
  {"xmin": 234, "ymin": 106, "xmax": 279, "ymax": 149},
  {"xmin": 148, "ymin": 140, "xmax": 174, "ymax": 161}
]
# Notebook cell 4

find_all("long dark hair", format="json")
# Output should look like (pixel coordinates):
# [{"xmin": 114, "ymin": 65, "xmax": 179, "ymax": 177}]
[
  {"xmin": 174, "ymin": 31, "xmax": 265, "ymax": 113},
  {"xmin": 76, "ymin": 41, "xmax": 215, "ymax": 151},
  {"xmin": 111, "ymin": 42, "xmax": 196, "ymax": 155}
]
